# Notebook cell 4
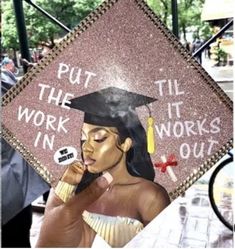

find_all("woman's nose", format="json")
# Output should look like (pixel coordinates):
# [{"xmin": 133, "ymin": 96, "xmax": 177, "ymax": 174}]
[{"xmin": 82, "ymin": 140, "xmax": 93, "ymax": 153}]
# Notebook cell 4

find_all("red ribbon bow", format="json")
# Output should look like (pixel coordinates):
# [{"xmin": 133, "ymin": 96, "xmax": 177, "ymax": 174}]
[{"xmin": 154, "ymin": 154, "xmax": 177, "ymax": 173}]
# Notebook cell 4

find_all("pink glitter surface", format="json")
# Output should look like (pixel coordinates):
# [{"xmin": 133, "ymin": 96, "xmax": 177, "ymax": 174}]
[{"xmin": 2, "ymin": 0, "xmax": 233, "ymax": 191}]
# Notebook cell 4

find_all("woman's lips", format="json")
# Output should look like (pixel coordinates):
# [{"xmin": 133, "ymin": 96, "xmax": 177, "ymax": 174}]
[{"xmin": 84, "ymin": 158, "xmax": 96, "ymax": 166}]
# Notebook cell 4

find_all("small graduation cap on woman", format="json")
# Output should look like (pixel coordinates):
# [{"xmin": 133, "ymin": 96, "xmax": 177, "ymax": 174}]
[{"xmin": 65, "ymin": 87, "xmax": 157, "ymax": 154}]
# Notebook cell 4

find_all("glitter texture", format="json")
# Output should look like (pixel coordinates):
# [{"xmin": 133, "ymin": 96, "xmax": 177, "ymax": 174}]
[{"xmin": 2, "ymin": 0, "xmax": 233, "ymax": 193}]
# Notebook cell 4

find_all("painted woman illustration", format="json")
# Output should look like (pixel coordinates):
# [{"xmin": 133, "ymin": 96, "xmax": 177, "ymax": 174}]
[{"xmin": 39, "ymin": 87, "xmax": 170, "ymax": 247}]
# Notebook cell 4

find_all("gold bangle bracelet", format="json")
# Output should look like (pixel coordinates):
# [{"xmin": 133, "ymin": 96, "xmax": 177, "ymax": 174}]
[{"xmin": 54, "ymin": 180, "xmax": 77, "ymax": 202}]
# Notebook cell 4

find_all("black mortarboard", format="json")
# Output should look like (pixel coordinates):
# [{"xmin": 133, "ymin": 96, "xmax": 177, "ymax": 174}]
[{"xmin": 66, "ymin": 87, "xmax": 157, "ymax": 127}]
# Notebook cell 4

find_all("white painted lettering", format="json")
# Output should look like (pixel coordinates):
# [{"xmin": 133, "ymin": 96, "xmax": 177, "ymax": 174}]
[
  {"xmin": 46, "ymin": 115, "xmax": 57, "ymax": 131},
  {"xmin": 173, "ymin": 121, "xmax": 184, "ymax": 138},
  {"xmin": 210, "ymin": 117, "xmax": 220, "ymax": 133},
  {"xmin": 61, "ymin": 93, "xmax": 74, "ymax": 109},
  {"xmin": 48, "ymin": 88, "xmax": 63, "ymax": 106},
  {"xmin": 38, "ymin": 83, "xmax": 50, "ymax": 100},
  {"xmin": 184, "ymin": 120, "xmax": 197, "ymax": 136},
  {"xmin": 197, "ymin": 119, "xmax": 209, "ymax": 135},
  {"xmin": 34, "ymin": 132, "xmax": 55, "ymax": 150},
  {"xmin": 57, "ymin": 117, "xmax": 70, "ymax": 133},
  {"xmin": 174, "ymin": 79, "xmax": 185, "ymax": 95},
  {"xmin": 43, "ymin": 134, "xmax": 55, "ymax": 150},
  {"xmin": 18, "ymin": 106, "xmax": 35, "ymax": 123},
  {"xmin": 84, "ymin": 71, "xmax": 97, "ymax": 88},
  {"xmin": 155, "ymin": 122, "xmax": 171, "ymax": 139},
  {"xmin": 69, "ymin": 67, "xmax": 82, "ymax": 85},
  {"xmin": 57, "ymin": 63, "xmax": 69, "ymax": 79},
  {"xmin": 193, "ymin": 142, "xmax": 205, "ymax": 158},
  {"xmin": 33, "ymin": 111, "xmax": 45, "ymax": 126},
  {"xmin": 168, "ymin": 79, "xmax": 173, "ymax": 95},
  {"xmin": 207, "ymin": 138, "xmax": 219, "ymax": 155},
  {"xmin": 57, "ymin": 63, "xmax": 96, "ymax": 88},
  {"xmin": 34, "ymin": 131, "xmax": 42, "ymax": 148},
  {"xmin": 180, "ymin": 143, "xmax": 190, "ymax": 159},
  {"xmin": 154, "ymin": 79, "xmax": 166, "ymax": 96}
]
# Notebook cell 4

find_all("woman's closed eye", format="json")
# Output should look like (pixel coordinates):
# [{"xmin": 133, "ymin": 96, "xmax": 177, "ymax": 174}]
[
  {"xmin": 81, "ymin": 136, "xmax": 107, "ymax": 145},
  {"xmin": 94, "ymin": 137, "xmax": 107, "ymax": 143}
]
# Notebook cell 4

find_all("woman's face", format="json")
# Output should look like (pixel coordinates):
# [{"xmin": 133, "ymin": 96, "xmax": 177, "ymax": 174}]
[{"xmin": 81, "ymin": 123, "xmax": 124, "ymax": 173}]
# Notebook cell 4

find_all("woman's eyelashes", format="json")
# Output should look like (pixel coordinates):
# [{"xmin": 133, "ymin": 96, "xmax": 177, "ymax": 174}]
[
  {"xmin": 81, "ymin": 136, "xmax": 108, "ymax": 145},
  {"xmin": 93, "ymin": 137, "xmax": 107, "ymax": 143}
]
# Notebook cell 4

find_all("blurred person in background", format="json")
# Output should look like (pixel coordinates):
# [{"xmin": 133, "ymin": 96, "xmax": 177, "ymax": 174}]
[
  {"xmin": 1, "ymin": 56, "xmax": 50, "ymax": 247},
  {"xmin": 192, "ymin": 37, "xmax": 203, "ymax": 64},
  {"xmin": 1, "ymin": 56, "xmax": 17, "ymax": 93}
]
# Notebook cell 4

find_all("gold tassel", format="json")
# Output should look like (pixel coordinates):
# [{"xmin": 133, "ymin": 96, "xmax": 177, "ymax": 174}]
[{"xmin": 147, "ymin": 116, "xmax": 155, "ymax": 154}]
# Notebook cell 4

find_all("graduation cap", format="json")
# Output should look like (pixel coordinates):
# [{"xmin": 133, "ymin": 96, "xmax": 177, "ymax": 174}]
[{"xmin": 66, "ymin": 87, "xmax": 157, "ymax": 154}]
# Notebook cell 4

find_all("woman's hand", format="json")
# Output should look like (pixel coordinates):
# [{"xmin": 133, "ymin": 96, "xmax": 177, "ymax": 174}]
[
  {"xmin": 36, "ymin": 172, "xmax": 113, "ymax": 247},
  {"xmin": 61, "ymin": 160, "xmax": 85, "ymax": 185}
]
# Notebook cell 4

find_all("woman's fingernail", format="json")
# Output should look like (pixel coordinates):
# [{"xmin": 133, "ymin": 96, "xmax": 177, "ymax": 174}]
[
  {"xmin": 102, "ymin": 172, "xmax": 113, "ymax": 184},
  {"xmin": 97, "ymin": 172, "xmax": 113, "ymax": 188}
]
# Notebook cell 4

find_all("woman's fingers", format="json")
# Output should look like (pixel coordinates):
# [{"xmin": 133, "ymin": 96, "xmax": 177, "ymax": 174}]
[
  {"xmin": 61, "ymin": 161, "xmax": 85, "ymax": 184},
  {"xmin": 36, "ymin": 172, "xmax": 113, "ymax": 247},
  {"xmin": 43, "ymin": 189, "xmax": 62, "ymax": 213},
  {"xmin": 65, "ymin": 172, "xmax": 113, "ymax": 216}
]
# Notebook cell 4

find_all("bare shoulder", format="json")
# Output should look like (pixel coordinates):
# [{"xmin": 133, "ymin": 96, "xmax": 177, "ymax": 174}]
[
  {"xmin": 137, "ymin": 179, "xmax": 170, "ymax": 202},
  {"xmin": 136, "ymin": 179, "xmax": 171, "ymax": 226}
]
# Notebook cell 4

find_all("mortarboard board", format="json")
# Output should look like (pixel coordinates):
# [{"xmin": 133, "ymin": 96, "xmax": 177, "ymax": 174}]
[
  {"xmin": 66, "ymin": 86, "xmax": 157, "ymax": 127},
  {"xmin": 66, "ymin": 87, "xmax": 157, "ymax": 154}
]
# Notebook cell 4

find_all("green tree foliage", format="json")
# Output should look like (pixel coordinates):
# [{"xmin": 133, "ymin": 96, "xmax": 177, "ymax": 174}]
[
  {"xmin": 3, "ymin": 0, "xmax": 213, "ymax": 51},
  {"xmin": 146, "ymin": 0, "xmax": 212, "ymax": 42},
  {"xmin": 2, "ymin": 1, "xmax": 19, "ymax": 51},
  {"xmin": 146, "ymin": 0, "xmax": 170, "ymax": 25},
  {"xmin": 178, "ymin": 0, "xmax": 212, "ymax": 41},
  {"xmin": 2, "ymin": 0, "xmax": 103, "ymax": 51}
]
